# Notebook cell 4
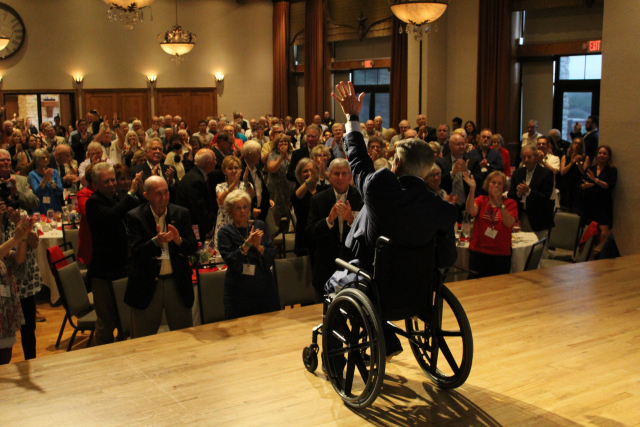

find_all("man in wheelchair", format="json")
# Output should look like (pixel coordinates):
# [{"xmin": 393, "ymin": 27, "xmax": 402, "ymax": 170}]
[{"xmin": 325, "ymin": 81, "xmax": 458, "ymax": 360}]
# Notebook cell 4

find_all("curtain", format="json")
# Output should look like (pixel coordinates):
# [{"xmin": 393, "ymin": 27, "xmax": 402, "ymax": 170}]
[
  {"xmin": 304, "ymin": 0, "xmax": 324, "ymax": 125},
  {"xmin": 476, "ymin": 0, "xmax": 512, "ymax": 134},
  {"xmin": 273, "ymin": 1, "xmax": 290, "ymax": 119},
  {"xmin": 389, "ymin": 17, "xmax": 408, "ymax": 132}
]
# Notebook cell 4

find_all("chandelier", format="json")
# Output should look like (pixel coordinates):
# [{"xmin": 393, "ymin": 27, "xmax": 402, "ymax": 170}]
[
  {"xmin": 157, "ymin": 0, "xmax": 196, "ymax": 64},
  {"xmin": 104, "ymin": 1, "xmax": 156, "ymax": 30},
  {"xmin": 389, "ymin": 0, "xmax": 449, "ymax": 41}
]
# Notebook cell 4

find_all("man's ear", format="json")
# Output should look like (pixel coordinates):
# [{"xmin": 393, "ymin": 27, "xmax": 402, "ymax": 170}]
[{"xmin": 392, "ymin": 156, "xmax": 402, "ymax": 174}]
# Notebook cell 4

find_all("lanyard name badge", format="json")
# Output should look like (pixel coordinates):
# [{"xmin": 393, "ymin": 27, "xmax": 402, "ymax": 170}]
[
  {"xmin": 235, "ymin": 226, "xmax": 255, "ymax": 276},
  {"xmin": 0, "ymin": 284, "xmax": 10, "ymax": 298},
  {"xmin": 484, "ymin": 205, "xmax": 499, "ymax": 239}
]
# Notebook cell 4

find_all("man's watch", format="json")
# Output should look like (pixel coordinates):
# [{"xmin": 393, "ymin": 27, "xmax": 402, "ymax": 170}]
[
  {"xmin": 346, "ymin": 114, "xmax": 359, "ymax": 122},
  {"xmin": 499, "ymin": 203, "xmax": 506, "ymax": 209}
]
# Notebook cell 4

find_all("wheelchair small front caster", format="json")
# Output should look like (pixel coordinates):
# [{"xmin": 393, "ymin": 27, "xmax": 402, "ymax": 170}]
[{"xmin": 302, "ymin": 344, "xmax": 319, "ymax": 373}]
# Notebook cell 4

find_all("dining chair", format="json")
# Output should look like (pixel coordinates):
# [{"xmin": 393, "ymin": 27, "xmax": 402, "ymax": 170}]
[
  {"xmin": 545, "ymin": 211, "xmax": 581, "ymax": 261},
  {"xmin": 524, "ymin": 238, "xmax": 547, "ymax": 271},
  {"xmin": 274, "ymin": 256, "xmax": 315, "ymax": 308},
  {"xmin": 195, "ymin": 267, "xmax": 226, "ymax": 325},
  {"xmin": 108, "ymin": 277, "xmax": 131, "ymax": 341}
]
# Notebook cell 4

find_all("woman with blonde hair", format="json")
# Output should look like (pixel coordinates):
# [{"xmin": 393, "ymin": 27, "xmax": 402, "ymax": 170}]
[
  {"xmin": 310, "ymin": 145, "xmax": 331, "ymax": 186},
  {"xmin": 213, "ymin": 155, "xmax": 253, "ymax": 249}
]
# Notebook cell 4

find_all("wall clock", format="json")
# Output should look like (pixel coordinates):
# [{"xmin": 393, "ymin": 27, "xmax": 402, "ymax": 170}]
[{"xmin": 0, "ymin": 3, "xmax": 25, "ymax": 59}]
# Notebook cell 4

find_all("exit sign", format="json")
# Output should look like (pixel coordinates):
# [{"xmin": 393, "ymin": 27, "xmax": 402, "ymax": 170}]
[
  {"xmin": 364, "ymin": 60, "xmax": 374, "ymax": 68},
  {"xmin": 588, "ymin": 40, "xmax": 602, "ymax": 52}
]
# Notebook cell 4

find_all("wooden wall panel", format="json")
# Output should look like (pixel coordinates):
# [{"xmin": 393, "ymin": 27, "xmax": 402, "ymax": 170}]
[
  {"xmin": 83, "ymin": 90, "xmax": 149, "ymax": 128},
  {"xmin": 156, "ymin": 88, "xmax": 217, "ymax": 134},
  {"xmin": 60, "ymin": 95, "xmax": 71, "ymax": 128},
  {"xmin": 4, "ymin": 94, "xmax": 18, "ymax": 124},
  {"xmin": 120, "ymin": 92, "xmax": 149, "ymax": 127}
]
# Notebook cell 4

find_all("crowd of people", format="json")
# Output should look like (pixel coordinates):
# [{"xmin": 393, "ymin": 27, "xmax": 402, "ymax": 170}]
[{"xmin": 0, "ymin": 99, "xmax": 616, "ymax": 364}]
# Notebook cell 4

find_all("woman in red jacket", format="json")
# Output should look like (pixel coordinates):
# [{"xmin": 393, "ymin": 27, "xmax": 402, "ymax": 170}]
[
  {"xmin": 463, "ymin": 170, "xmax": 518, "ymax": 279},
  {"xmin": 76, "ymin": 163, "xmax": 95, "ymax": 266}
]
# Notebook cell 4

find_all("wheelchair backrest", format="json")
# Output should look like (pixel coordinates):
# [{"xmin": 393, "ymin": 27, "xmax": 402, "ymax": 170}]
[{"xmin": 373, "ymin": 240, "xmax": 437, "ymax": 321}]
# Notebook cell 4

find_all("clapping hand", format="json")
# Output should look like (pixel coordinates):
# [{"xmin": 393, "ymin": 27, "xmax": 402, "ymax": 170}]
[
  {"xmin": 517, "ymin": 181, "xmax": 529, "ymax": 197},
  {"xmin": 165, "ymin": 167, "xmax": 175, "ymax": 184},
  {"xmin": 13, "ymin": 217, "xmax": 36, "ymax": 242},
  {"xmin": 574, "ymin": 122, "xmax": 582, "ymax": 134},
  {"xmin": 335, "ymin": 200, "xmax": 354, "ymax": 224},
  {"xmin": 369, "ymin": 148, "xmax": 379, "ymax": 161},
  {"xmin": 452, "ymin": 159, "xmax": 469, "ymax": 175},
  {"xmin": 479, "ymin": 158, "xmax": 488, "ymax": 169},
  {"xmin": 462, "ymin": 172, "xmax": 476, "ymax": 188},
  {"xmin": 489, "ymin": 186, "xmax": 503, "ymax": 206},
  {"xmin": 130, "ymin": 171, "xmax": 143, "ymax": 193},
  {"xmin": 444, "ymin": 194, "xmax": 459, "ymax": 204},
  {"xmin": 586, "ymin": 169, "xmax": 597, "ymax": 182},
  {"xmin": 246, "ymin": 226, "xmax": 264, "ymax": 247},
  {"xmin": 155, "ymin": 224, "xmax": 181, "ymax": 245}
]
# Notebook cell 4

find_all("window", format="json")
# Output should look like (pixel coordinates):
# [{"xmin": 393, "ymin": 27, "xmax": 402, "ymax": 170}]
[
  {"xmin": 558, "ymin": 54, "xmax": 602, "ymax": 80},
  {"xmin": 351, "ymin": 69, "xmax": 390, "ymax": 129}
]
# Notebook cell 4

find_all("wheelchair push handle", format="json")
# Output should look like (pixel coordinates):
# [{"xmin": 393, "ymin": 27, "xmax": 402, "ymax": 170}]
[
  {"xmin": 335, "ymin": 258, "xmax": 360, "ymax": 275},
  {"xmin": 376, "ymin": 236, "xmax": 392, "ymax": 248}
]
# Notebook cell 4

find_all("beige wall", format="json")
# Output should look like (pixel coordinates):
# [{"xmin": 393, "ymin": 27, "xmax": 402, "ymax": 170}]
[
  {"xmin": 600, "ymin": 0, "xmax": 639, "ymax": 255},
  {"xmin": 445, "ymin": 0, "xmax": 479, "ymax": 126},
  {"xmin": 521, "ymin": 61, "xmax": 554, "ymax": 136},
  {"xmin": 0, "ymin": 0, "xmax": 273, "ymax": 120}
]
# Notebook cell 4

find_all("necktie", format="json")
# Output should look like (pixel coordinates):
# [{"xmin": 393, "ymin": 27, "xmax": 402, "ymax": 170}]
[{"xmin": 452, "ymin": 162, "xmax": 465, "ymax": 205}]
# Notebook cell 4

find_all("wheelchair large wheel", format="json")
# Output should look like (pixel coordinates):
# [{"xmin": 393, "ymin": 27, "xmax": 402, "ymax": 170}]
[
  {"xmin": 405, "ymin": 284, "xmax": 473, "ymax": 389},
  {"xmin": 322, "ymin": 288, "xmax": 386, "ymax": 409}
]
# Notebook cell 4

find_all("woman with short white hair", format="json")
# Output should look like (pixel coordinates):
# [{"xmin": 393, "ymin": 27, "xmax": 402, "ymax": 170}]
[
  {"xmin": 28, "ymin": 148, "xmax": 64, "ymax": 214},
  {"xmin": 216, "ymin": 189, "xmax": 280, "ymax": 319}
]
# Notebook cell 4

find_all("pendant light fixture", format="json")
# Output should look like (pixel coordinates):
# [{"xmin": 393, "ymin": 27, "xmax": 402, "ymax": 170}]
[
  {"xmin": 157, "ymin": 0, "xmax": 196, "ymax": 64},
  {"xmin": 389, "ymin": 0, "xmax": 449, "ymax": 41},
  {"xmin": 104, "ymin": 0, "xmax": 156, "ymax": 29}
]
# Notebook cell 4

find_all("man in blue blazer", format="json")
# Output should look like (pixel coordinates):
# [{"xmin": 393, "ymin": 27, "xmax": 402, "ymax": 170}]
[{"xmin": 327, "ymin": 81, "xmax": 458, "ymax": 358}]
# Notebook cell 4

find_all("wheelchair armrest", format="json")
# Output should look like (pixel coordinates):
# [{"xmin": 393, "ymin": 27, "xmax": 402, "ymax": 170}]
[{"xmin": 335, "ymin": 258, "xmax": 372, "ymax": 282}]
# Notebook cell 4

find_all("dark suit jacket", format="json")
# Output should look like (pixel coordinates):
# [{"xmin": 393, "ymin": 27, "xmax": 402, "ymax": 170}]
[
  {"xmin": 175, "ymin": 167, "xmax": 216, "ymax": 240},
  {"xmin": 125, "ymin": 203, "xmax": 197, "ymax": 310},
  {"xmin": 85, "ymin": 191, "xmax": 141, "ymax": 280},
  {"xmin": 212, "ymin": 147, "xmax": 226, "ymax": 171},
  {"xmin": 130, "ymin": 162, "xmax": 177, "ymax": 201},
  {"xmin": 345, "ymin": 128, "xmax": 457, "ymax": 272},
  {"xmin": 415, "ymin": 126, "xmax": 437, "ymax": 142},
  {"xmin": 69, "ymin": 131, "xmax": 93, "ymax": 164},
  {"xmin": 507, "ymin": 164, "xmax": 555, "ymax": 232},
  {"xmin": 306, "ymin": 185, "xmax": 363, "ymax": 291},
  {"xmin": 436, "ymin": 153, "xmax": 485, "ymax": 197},
  {"xmin": 241, "ymin": 159, "xmax": 271, "ymax": 223},
  {"xmin": 584, "ymin": 130, "xmax": 599, "ymax": 161}
]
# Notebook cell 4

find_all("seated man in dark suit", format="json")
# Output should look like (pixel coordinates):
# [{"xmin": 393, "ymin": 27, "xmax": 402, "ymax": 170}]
[
  {"xmin": 175, "ymin": 148, "xmax": 219, "ymax": 241},
  {"xmin": 436, "ymin": 133, "xmax": 484, "ymax": 222},
  {"xmin": 241, "ymin": 141, "xmax": 271, "ymax": 223},
  {"xmin": 125, "ymin": 176, "xmax": 198, "ymax": 339},
  {"xmin": 328, "ymin": 81, "xmax": 458, "ymax": 359},
  {"xmin": 306, "ymin": 158, "xmax": 364, "ymax": 303},
  {"xmin": 130, "ymin": 138, "xmax": 176, "ymax": 200},
  {"xmin": 85, "ymin": 162, "xmax": 143, "ymax": 344},
  {"xmin": 508, "ymin": 144, "xmax": 554, "ymax": 241}
]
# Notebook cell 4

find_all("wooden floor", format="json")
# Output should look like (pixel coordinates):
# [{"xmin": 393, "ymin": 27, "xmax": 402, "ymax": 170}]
[{"xmin": 1, "ymin": 256, "xmax": 640, "ymax": 426}]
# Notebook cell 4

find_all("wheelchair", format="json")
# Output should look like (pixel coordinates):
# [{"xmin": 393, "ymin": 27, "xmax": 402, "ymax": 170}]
[{"xmin": 302, "ymin": 236, "xmax": 473, "ymax": 409}]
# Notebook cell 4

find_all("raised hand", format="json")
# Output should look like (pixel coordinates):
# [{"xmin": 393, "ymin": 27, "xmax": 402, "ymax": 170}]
[
  {"xmin": 165, "ymin": 166, "xmax": 175, "ymax": 184},
  {"xmin": 462, "ymin": 172, "xmax": 476, "ymax": 188},
  {"xmin": 130, "ymin": 171, "xmax": 143, "ymax": 193},
  {"xmin": 331, "ymin": 81, "xmax": 365, "ymax": 116}
]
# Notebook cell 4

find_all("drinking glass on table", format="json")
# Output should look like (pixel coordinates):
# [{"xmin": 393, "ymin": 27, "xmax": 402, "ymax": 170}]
[
  {"xmin": 461, "ymin": 212, "xmax": 471, "ymax": 241},
  {"xmin": 47, "ymin": 209, "xmax": 56, "ymax": 228},
  {"xmin": 55, "ymin": 211, "xmax": 62, "ymax": 224}
]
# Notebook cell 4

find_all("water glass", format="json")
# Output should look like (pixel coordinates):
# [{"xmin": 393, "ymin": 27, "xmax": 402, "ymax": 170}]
[{"xmin": 461, "ymin": 213, "xmax": 471, "ymax": 240}]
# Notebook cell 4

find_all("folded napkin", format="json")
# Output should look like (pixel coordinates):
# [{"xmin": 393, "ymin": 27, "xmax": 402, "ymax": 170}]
[{"xmin": 579, "ymin": 221, "xmax": 599, "ymax": 252}]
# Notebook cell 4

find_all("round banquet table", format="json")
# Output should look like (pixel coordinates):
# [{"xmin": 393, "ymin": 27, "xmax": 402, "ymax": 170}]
[
  {"xmin": 35, "ymin": 226, "xmax": 64, "ymax": 304},
  {"xmin": 445, "ymin": 231, "xmax": 540, "ymax": 282}
]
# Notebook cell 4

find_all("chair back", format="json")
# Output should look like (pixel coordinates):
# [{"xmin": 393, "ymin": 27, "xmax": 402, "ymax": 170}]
[
  {"xmin": 57, "ymin": 262, "xmax": 92, "ymax": 318},
  {"xmin": 196, "ymin": 269, "xmax": 226, "ymax": 324},
  {"xmin": 575, "ymin": 236, "xmax": 594, "ymax": 263},
  {"xmin": 109, "ymin": 277, "xmax": 131, "ymax": 339},
  {"xmin": 275, "ymin": 256, "xmax": 314, "ymax": 307},
  {"xmin": 63, "ymin": 227, "xmax": 80, "ymax": 259},
  {"xmin": 373, "ymin": 239, "xmax": 436, "ymax": 321},
  {"xmin": 524, "ymin": 238, "xmax": 547, "ymax": 271},
  {"xmin": 547, "ymin": 212, "xmax": 581, "ymax": 252}
]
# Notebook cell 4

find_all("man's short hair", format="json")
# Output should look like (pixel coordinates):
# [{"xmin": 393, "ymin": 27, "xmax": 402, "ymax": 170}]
[
  {"xmin": 87, "ymin": 141, "xmax": 103, "ymax": 153},
  {"xmin": 198, "ymin": 120, "xmax": 207, "ymax": 126},
  {"xmin": 588, "ymin": 115, "xmax": 599, "ymax": 126},
  {"xmin": 331, "ymin": 123, "xmax": 344, "ymax": 132},
  {"xmin": 328, "ymin": 158, "xmax": 350, "ymax": 174},
  {"xmin": 217, "ymin": 131, "xmax": 231, "ymax": 144},
  {"xmin": 452, "ymin": 117, "xmax": 462, "ymax": 126},
  {"xmin": 521, "ymin": 144, "xmax": 537, "ymax": 157},
  {"xmin": 132, "ymin": 120, "xmax": 142, "ymax": 127},
  {"xmin": 145, "ymin": 137, "xmax": 163, "ymax": 152},
  {"xmin": 194, "ymin": 149, "xmax": 213, "ymax": 166},
  {"xmin": 0, "ymin": 148, "xmax": 10, "ymax": 158},
  {"xmin": 395, "ymin": 138, "xmax": 434, "ymax": 178},
  {"xmin": 537, "ymin": 135, "xmax": 549, "ymax": 144},
  {"xmin": 143, "ymin": 175, "xmax": 167, "ymax": 193},
  {"xmin": 306, "ymin": 124, "xmax": 320, "ymax": 136},
  {"xmin": 367, "ymin": 136, "xmax": 383, "ymax": 148},
  {"xmin": 241, "ymin": 140, "xmax": 261, "ymax": 158},
  {"xmin": 92, "ymin": 162, "xmax": 114, "ymax": 183}
]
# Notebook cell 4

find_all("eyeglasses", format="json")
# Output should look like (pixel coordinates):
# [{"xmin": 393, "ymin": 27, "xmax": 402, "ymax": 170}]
[{"xmin": 427, "ymin": 173, "xmax": 441, "ymax": 178}]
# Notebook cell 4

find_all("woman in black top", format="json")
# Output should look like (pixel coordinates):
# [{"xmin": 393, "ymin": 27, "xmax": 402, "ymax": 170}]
[
  {"xmin": 580, "ymin": 145, "xmax": 617, "ymax": 242},
  {"xmin": 558, "ymin": 137, "xmax": 590, "ymax": 212}
]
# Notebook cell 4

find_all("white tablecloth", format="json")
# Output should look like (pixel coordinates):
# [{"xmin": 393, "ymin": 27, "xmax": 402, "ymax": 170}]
[
  {"xmin": 35, "ymin": 227, "xmax": 63, "ymax": 304},
  {"xmin": 446, "ymin": 232, "xmax": 539, "ymax": 282}
]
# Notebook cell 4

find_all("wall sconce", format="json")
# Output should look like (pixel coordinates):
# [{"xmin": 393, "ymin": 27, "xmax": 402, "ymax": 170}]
[
  {"xmin": 0, "ymin": 76, "xmax": 3, "ymax": 83},
  {"xmin": 215, "ymin": 73, "xmax": 224, "ymax": 82},
  {"xmin": 72, "ymin": 75, "xmax": 84, "ymax": 83},
  {"xmin": 147, "ymin": 75, "xmax": 157, "ymax": 83}
]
